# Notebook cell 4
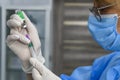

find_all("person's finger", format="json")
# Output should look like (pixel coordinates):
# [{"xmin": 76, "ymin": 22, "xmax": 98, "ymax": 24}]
[
  {"xmin": 9, "ymin": 28, "xmax": 30, "ymax": 44},
  {"xmin": 7, "ymin": 32, "xmax": 30, "ymax": 45},
  {"xmin": 30, "ymin": 58, "xmax": 44, "ymax": 74},
  {"xmin": 7, "ymin": 19, "xmax": 22, "ymax": 28},
  {"xmin": 10, "ymin": 28, "xmax": 19, "ymax": 35},
  {"xmin": 10, "ymin": 14, "xmax": 24, "ymax": 24},
  {"xmin": 9, "ymin": 25, "xmax": 28, "ymax": 35},
  {"xmin": 7, "ymin": 35, "xmax": 20, "ymax": 43},
  {"xmin": 32, "ymin": 68, "xmax": 42, "ymax": 80},
  {"xmin": 18, "ymin": 33, "xmax": 30, "ymax": 44}
]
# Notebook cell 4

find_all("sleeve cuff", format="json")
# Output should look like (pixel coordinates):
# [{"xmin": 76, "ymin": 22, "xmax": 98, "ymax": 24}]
[
  {"xmin": 22, "ymin": 66, "xmax": 33, "ymax": 73},
  {"xmin": 60, "ymin": 74, "xmax": 73, "ymax": 80}
]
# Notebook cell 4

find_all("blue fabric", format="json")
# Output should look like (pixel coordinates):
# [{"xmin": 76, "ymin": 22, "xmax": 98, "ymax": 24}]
[
  {"xmin": 60, "ymin": 51, "xmax": 120, "ymax": 80},
  {"xmin": 60, "ymin": 66, "xmax": 91, "ymax": 80},
  {"xmin": 88, "ymin": 13, "xmax": 120, "ymax": 51}
]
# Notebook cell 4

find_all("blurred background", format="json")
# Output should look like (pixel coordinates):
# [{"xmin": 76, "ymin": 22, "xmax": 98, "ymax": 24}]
[{"xmin": 0, "ymin": 0, "xmax": 110, "ymax": 80}]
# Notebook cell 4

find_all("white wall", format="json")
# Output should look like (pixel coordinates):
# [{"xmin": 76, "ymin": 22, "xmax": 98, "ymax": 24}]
[{"xmin": 0, "ymin": 0, "xmax": 52, "ymax": 8}]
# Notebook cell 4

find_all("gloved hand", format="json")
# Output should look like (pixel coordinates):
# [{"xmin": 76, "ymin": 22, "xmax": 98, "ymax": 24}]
[
  {"xmin": 6, "ymin": 11, "xmax": 44, "ymax": 73},
  {"xmin": 30, "ymin": 58, "xmax": 61, "ymax": 80}
]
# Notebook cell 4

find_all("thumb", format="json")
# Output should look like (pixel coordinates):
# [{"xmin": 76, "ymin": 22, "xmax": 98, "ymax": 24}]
[
  {"xmin": 32, "ymin": 68, "xmax": 42, "ymax": 80},
  {"xmin": 22, "ymin": 11, "xmax": 37, "ymax": 33},
  {"xmin": 30, "ymin": 58, "xmax": 61, "ymax": 80},
  {"xmin": 30, "ymin": 58, "xmax": 44, "ymax": 74}
]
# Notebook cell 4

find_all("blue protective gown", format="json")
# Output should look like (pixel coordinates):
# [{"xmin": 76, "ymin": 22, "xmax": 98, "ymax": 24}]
[{"xmin": 60, "ymin": 51, "xmax": 120, "ymax": 80}]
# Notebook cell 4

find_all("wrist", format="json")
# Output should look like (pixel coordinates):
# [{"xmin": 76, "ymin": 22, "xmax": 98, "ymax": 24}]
[
  {"xmin": 22, "ymin": 61, "xmax": 33, "ymax": 73},
  {"xmin": 22, "ymin": 65, "xmax": 33, "ymax": 73}
]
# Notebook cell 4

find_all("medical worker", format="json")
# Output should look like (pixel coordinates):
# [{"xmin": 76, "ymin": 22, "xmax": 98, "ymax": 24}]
[{"xmin": 6, "ymin": 0, "xmax": 120, "ymax": 80}]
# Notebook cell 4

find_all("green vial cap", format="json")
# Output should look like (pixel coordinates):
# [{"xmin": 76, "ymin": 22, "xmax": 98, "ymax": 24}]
[
  {"xmin": 28, "ymin": 43, "xmax": 33, "ymax": 47},
  {"xmin": 16, "ymin": 11, "xmax": 25, "ymax": 19}
]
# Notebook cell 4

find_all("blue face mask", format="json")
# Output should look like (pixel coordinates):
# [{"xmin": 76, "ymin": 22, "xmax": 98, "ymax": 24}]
[{"xmin": 88, "ymin": 13, "xmax": 120, "ymax": 51}]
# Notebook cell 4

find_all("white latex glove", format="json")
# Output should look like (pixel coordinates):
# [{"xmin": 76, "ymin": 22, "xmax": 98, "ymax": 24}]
[
  {"xmin": 30, "ymin": 58, "xmax": 61, "ymax": 80},
  {"xmin": 6, "ymin": 11, "xmax": 45, "ymax": 73}
]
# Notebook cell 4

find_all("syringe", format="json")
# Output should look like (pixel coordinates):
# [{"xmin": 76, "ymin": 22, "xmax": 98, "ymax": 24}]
[
  {"xmin": 26, "ymin": 34, "xmax": 37, "ymax": 58},
  {"xmin": 26, "ymin": 34, "xmax": 45, "ymax": 63}
]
